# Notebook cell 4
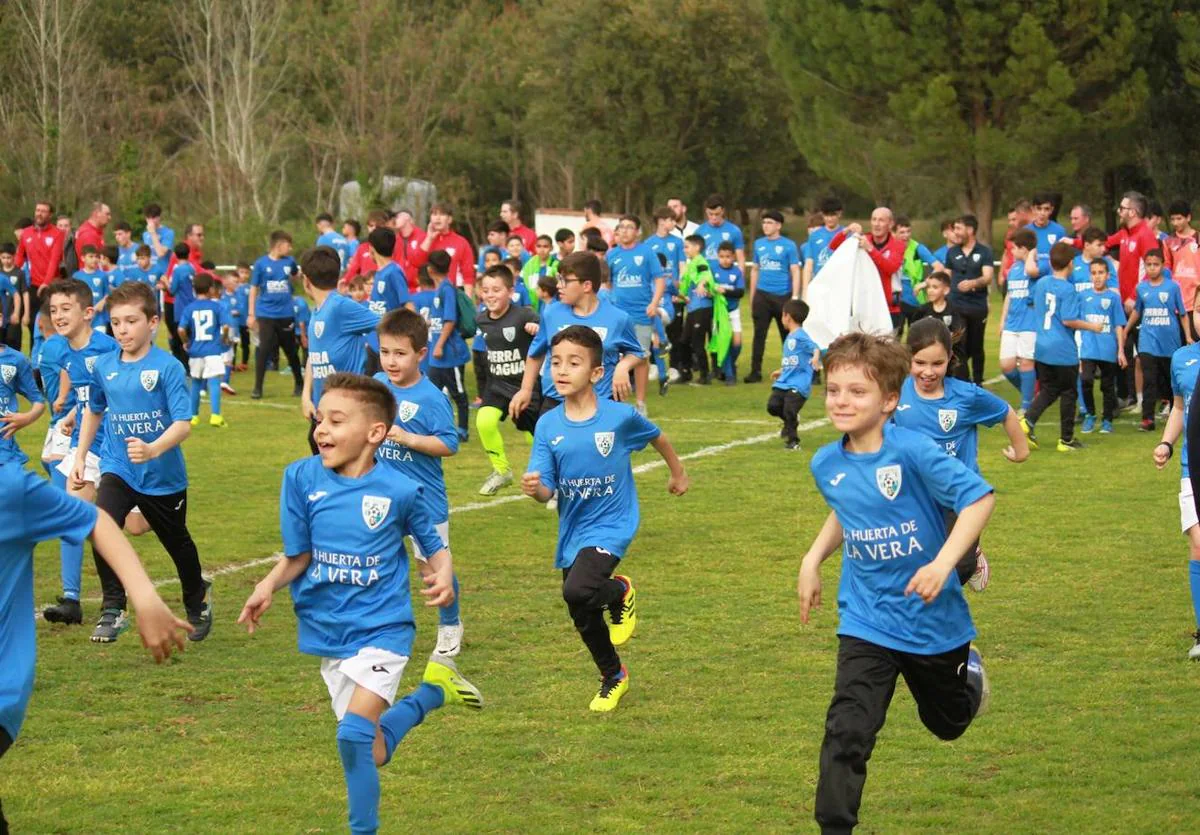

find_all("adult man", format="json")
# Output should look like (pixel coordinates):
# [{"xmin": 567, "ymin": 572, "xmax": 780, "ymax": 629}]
[
  {"xmin": 56, "ymin": 214, "xmax": 77, "ymax": 276},
  {"xmin": 581, "ymin": 199, "xmax": 614, "ymax": 246},
  {"xmin": 74, "ymin": 203, "xmax": 110, "ymax": 264},
  {"xmin": 694, "ymin": 194, "xmax": 746, "ymax": 268},
  {"xmin": 828, "ymin": 206, "xmax": 906, "ymax": 330},
  {"xmin": 666, "ymin": 197, "xmax": 698, "ymax": 240},
  {"xmin": 605, "ymin": 214, "xmax": 665, "ymax": 413},
  {"xmin": 1165, "ymin": 200, "xmax": 1200, "ymax": 338},
  {"xmin": 14, "ymin": 200, "xmax": 64, "ymax": 344},
  {"xmin": 801, "ymin": 196, "xmax": 845, "ymax": 293},
  {"xmin": 1025, "ymin": 192, "xmax": 1068, "ymax": 255},
  {"xmin": 1069, "ymin": 204, "xmax": 1093, "ymax": 236},
  {"xmin": 410, "ymin": 204, "xmax": 475, "ymax": 291},
  {"xmin": 500, "ymin": 200, "xmax": 536, "ymax": 252},
  {"xmin": 944, "ymin": 215, "xmax": 995, "ymax": 384},
  {"xmin": 391, "ymin": 209, "xmax": 426, "ymax": 291},
  {"xmin": 745, "ymin": 210, "xmax": 801, "ymax": 383}
]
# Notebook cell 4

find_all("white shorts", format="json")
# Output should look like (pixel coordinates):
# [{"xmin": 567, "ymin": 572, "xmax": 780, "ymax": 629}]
[
  {"xmin": 409, "ymin": 520, "xmax": 450, "ymax": 561},
  {"xmin": 1180, "ymin": 478, "xmax": 1198, "ymax": 533},
  {"xmin": 729, "ymin": 308, "xmax": 743, "ymax": 334},
  {"xmin": 41, "ymin": 419, "xmax": 71, "ymax": 461},
  {"xmin": 999, "ymin": 330, "xmax": 1036, "ymax": 361},
  {"xmin": 56, "ymin": 446, "xmax": 101, "ymax": 485},
  {"xmin": 321, "ymin": 646, "xmax": 409, "ymax": 720},
  {"xmin": 189, "ymin": 355, "xmax": 225, "ymax": 380},
  {"xmin": 221, "ymin": 346, "xmax": 234, "ymax": 364},
  {"xmin": 633, "ymin": 323, "xmax": 654, "ymax": 353}
]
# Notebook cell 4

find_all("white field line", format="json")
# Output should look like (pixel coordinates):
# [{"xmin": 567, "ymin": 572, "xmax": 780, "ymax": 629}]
[{"xmin": 51, "ymin": 374, "xmax": 1007, "ymax": 608}]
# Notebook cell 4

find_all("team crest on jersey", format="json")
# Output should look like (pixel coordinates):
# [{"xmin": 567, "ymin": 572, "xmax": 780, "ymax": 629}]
[
  {"xmin": 634, "ymin": 255, "xmax": 643, "ymax": 267},
  {"xmin": 140, "ymin": 370, "xmax": 158, "ymax": 391},
  {"xmin": 433, "ymin": 296, "xmax": 441, "ymax": 308},
  {"xmin": 1191, "ymin": 241, "xmax": 1198, "ymax": 253},
  {"xmin": 397, "ymin": 400, "xmax": 419, "ymax": 422},
  {"xmin": 972, "ymin": 253, "xmax": 980, "ymax": 262},
  {"xmin": 1159, "ymin": 291, "xmax": 1169, "ymax": 303},
  {"xmin": 1128, "ymin": 240, "xmax": 1137, "ymax": 251},
  {"xmin": 786, "ymin": 338, "xmax": 796, "ymax": 350},
  {"xmin": 376, "ymin": 280, "xmax": 385, "ymax": 293},
  {"xmin": 44, "ymin": 236, "xmax": 53, "ymax": 247},
  {"xmin": 502, "ymin": 326, "xmax": 516, "ymax": 342},
  {"xmin": 85, "ymin": 355, "xmax": 98, "ymax": 373},
  {"xmin": 875, "ymin": 465, "xmax": 902, "ymax": 500},
  {"xmin": 775, "ymin": 245, "xmax": 784, "ymax": 255},
  {"xmin": 1048, "ymin": 234, "xmax": 1058, "ymax": 244},
  {"xmin": 721, "ymin": 232, "xmax": 730, "ymax": 241},
  {"xmin": 591, "ymin": 326, "xmax": 608, "ymax": 341},
  {"xmin": 1101, "ymin": 297, "xmax": 1111, "ymax": 310},
  {"xmin": 594, "ymin": 431, "xmax": 615, "ymax": 458},
  {"xmin": 361, "ymin": 495, "xmax": 391, "ymax": 530},
  {"xmin": 313, "ymin": 320, "xmax": 325, "ymax": 338},
  {"xmin": 0, "ymin": 364, "xmax": 14, "ymax": 385},
  {"xmin": 938, "ymin": 409, "xmax": 958, "ymax": 432}
]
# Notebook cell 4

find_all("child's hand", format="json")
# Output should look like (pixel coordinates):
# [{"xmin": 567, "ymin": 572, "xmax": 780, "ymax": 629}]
[
  {"xmin": 433, "ymin": 344, "xmax": 444, "ymax": 360},
  {"xmin": 301, "ymin": 397, "xmax": 316, "ymax": 421},
  {"xmin": 612, "ymin": 373, "xmax": 632, "ymax": 401},
  {"xmin": 524, "ymin": 322, "xmax": 539, "ymax": 335},
  {"xmin": 387, "ymin": 425, "xmax": 410, "ymax": 446},
  {"xmin": 237, "ymin": 584, "xmax": 274, "ymax": 634},
  {"xmin": 696, "ymin": 284, "xmax": 709, "ymax": 298},
  {"xmin": 1001, "ymin": 444, "xmax": 1028, "ymax": 463},
  {"xmin": 905, "ymin": 561, "xmax": 952, "ymax": 604},
  {"xmin": 508, "ymin": 389, "xmax": 531, "ymax": 419},
  {"xmin": 1153, "ymin": 442, "xmax": 1172, "ymax": 469},
  {"xmin": 1118, "ymin": 353, "xmax": 1128, "ymax": 369},
  {"xmin": 130, "ymin": 593, "xmax": 192, "ymax": 661},
  {"xmin": 667, "ymin": 468, "xmax": 688, "ymax": 496},
  {"xmin": 521, "ymin": 471, "xmax": 542, "ymax": 498},
  {"xmin": 421, "ymin": 566, "xmax": 455, "ymax": 608},
  {"xmin": 125, "ymin": 436, "xmax": 156, "ymax": 464},
  {"xmin": 770, "ymin": 369, "xmax": 782, "ymax": 381},
  {"xmin": 0, "ymin": 411, "xmax": 34, "ymax": 439},
  {"xmin": 798, "ymin": 564, "xmax": 821, "ymax": 624},
  {"xmin": 69, "ymin": 461, "xmax": 88, "ymax": 491}
]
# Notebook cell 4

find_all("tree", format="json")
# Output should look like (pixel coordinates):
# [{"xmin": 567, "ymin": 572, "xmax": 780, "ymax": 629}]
[{"xmin": 765, "ymin": 0, "xmax": 1149, "ymax": 241}]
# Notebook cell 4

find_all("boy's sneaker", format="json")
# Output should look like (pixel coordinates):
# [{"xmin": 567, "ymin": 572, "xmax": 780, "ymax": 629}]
[
  {"xmin": 696, "ymin": 373, "xmax": 711, "ymax": 386},
  {"xmin": 1159, "ymin": 402, "xmax": 1172, "ymax": 419},
  {"xmin": 1081, "ymin": 415, "xmax": 1096, "ymax": 434},
  {"xmin": 90, "ymin": 608, "xmax": 130, "ymax": 643},
  {"xmin": 608, "ymin": 575, "xmax": 637, "ymax": 646},
  {"xmin": 186, "ymin": 580, "xmax": 214, "ymax": 642},
  {"xmin": 42, "ymin": 596, "xmax": 83, "ymax": 625},
  {"xmin": 659, "ymin": 376, "xmax": 670, "ymax": 396},
  {"xmin": 743, "ymin": 371, "xmax": 763, "ymax": 383},
  {"xmin": 724, "ymin": 376, "xmax": 736, "ymax": 387},
  {"xmin": 1140, "ymin": 419, "xmax": 1155, "ymax": 432},
  {"xmin": 1189, "ymin": 631, "xmax": 1200, "ymax": 661},
  {"xmin": 967, "ymin": 551, "xmax": 990, "ymax": 592},
  {"xmin": 250, "ymin": 389, "xmax": 263, "ymax": 400},
  {"xmin": 784, "ymin": 440, "xmax": 800, "ymax": 450},
  {"xmin": 422, "ymin": 654, "xmax": 483, "ymax": 709},
  {"xmin": 1056, "ymin": 438, "xmax": 1084, "ymax": 452},
  {"xmin": 435, "ymin": 622, "xmax": 464, "ymax": 657},
  {"xmin": 210, "ymin": 415, "xmax": 227, "ymax": 428},
  {"xmin": 1019, "ymin": 416, "xmax": 1038, "ymax": 450},
  {"xmin": 1100, "ymin": 420, "xmax": 1113, "ymax": 434},
  {"xmin": 190, "ymin": 416, "xmax": 200, "ymax": 426},
  {"xmin": 478, "ymin": 470, "xmax": 513, "ymax": 496},
  {"xmin": 220, "ymin": 381, "xmax": 236, "ymax": 395},
  {"xmin": 589, "ymin": 666, "xmax": 629, "ymax": 713},
  {"xmin": 967, "ymin": 645, "xmax": 990, "ymax": 718}
]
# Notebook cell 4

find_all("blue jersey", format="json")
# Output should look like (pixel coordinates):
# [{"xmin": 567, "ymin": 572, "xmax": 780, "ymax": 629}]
[
  {"xmin": 810, "ymin": 423, "xmax": 992, "ymax": 654},
  {"xmin": 932, "ymin": 244, "xmax": 950, "ymax": 265},
  {"xmin": 36, "ymin": 334, "xmax": 74, "ymax": 421},
  {"xmin": 368, "ymin": 262, "xmax": 410, "ymax": 319},
  {"xmin": 374, "ymin": 374, "xmax": 458, "ymax": 524},
  {"xmin": 292, "ymin": 296, "xmax": 311, "ymax": 331},
  {"xmin": 181, "ymin": 299, "xmax": 232, "ymax": 359},
  {"xmin": 1171, "ymin": 343, "xmax": 1200, "ymax": 478},
  {"xmin": 88, "ymin": 347, "xmax": 192, "ymax": 495},
  {"xmin": 0, "ymin": 348, "xmax": 44, "ymax": 465},
  {"xmin": 142, "ymin": 225, "xmax": 175, "ymax": 273},
  {"xmin": 413, "ymin": 289, "xmax": 439, "ymax": 372},
  {"xmin": 1032, "ymin": 276, "xmax": 1081, "ymax": 366},
  {"xmin": 1078, "ymin": 288, "xmax": 1127, "ymax": 363},
  {"xmin": 900, "ymin": 242, "xmax": 938, "ymax": 306},
  {"xmin": 529, "ymin": 299, "xmax": 642, "ymax": 401},
  {"xmin": 695, "ymin": 221, "xmax": 745, "ymax": 260},
  {"xmin": 279, "ymin": 456, "xmax": 443, "ymax": 658},
  {"xmin": 753, "ymin": 236, "xmax": 801, "ymax": 296},
  {"xmin": 529, "ymin": 398, "xmax": 660, "ymax": 568},
  {"xmin": 74, "ymin": 270, "xmax": 109, "ymax": 327},
  {"xmin": 475, "ymin": 245, "xmax": 502, "ymax": 275},
  {"xmin": 222, "ymin": 289, "xmax": 245, "ymax": 332},
  {"xmin": 1002, "ymin": 255, "xmax": 1046, "ymax": 333},
  {"xmin": 1135, "ymin": 279, "xmax": 1186, "ymax": 357},
  {"xmin": 0, "ymin": 272, "xmax": 14, "ymax": 318},
  {"xmin": 309, "ymin": 293, "xmax": 379, "ymax": 404},
  {"xmin": 685, "ymin": 259, "xmax": 715, "ymax": 313},
  {"xmin": 117, "ymin": 244, "xmax": 138, "ymax": 276},
  {"xmin": 712, "ymin": 263, "xmax": 745, "ymax": 313},
  {"xmin": 806, "ymin": 226, "xmax": 844, "ymax": 275},
  {"xmin": 427, "ymin": 280, "xmax": 470, "ymax": 369},
  {"xmin": 606, "ymin": 243, "xmax": 665, "ymax": 325},
  {"xmin": 1024, "ymin": 220, "xmax": 1068, "ymax": 255},
  {"xmin": 0, "ymin": 465, "xmax": 97, "ymax": 740},
  {"xmin": 1070, "ymin": 255, "xmax": 1118, "ymax": 294},
  {"xmin": 117, "ymin": 265, "xmax": 161, "ymax": 291},
  {"xmin": 894, "ymin": 376, "xmax": 1009, "ymax": 473},
  {"xmin": 316, "ymin": 231, "xmax": 349, "ymax": 270},
  {"xmin": 169, "ymin": 262, "xmax": 197, "ymax": 313},
  {"xmin": 338, "ymin": 238, "xmax": 359, "ymax": 269},
  {"xmin": 774, "ymin": 328, "xmax": 819, "ymax": 396},
  {"xmin": 647, "ymin": 234, "xmax": 683, "ymax": 290},
  {"xmin": 65, "ymin": 332, "xmax": 119, "ymax": 455},
  {"xmin": 250, "ymin": 255, "xmax": 296, "ymax": 319}
]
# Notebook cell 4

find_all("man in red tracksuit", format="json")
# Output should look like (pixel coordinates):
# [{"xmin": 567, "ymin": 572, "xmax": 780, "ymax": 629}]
[
  {"xmin": 15, "ymin": 200, "xmax": 65, "ymax": 343},
  {"xmin": 410, "ymin": 203, "xmax": 476, "ymax": 292},
  {"xmin": 828, "ymin": 207, "xmax": 906, "ymax": 326},
  {"xmin": 74, "ymin": 202, "xmax": 111, "ymax": 264},
  {"xmin": 343, "ymin": 209, "xmax": 390, "ymax": 285},
  {"xmin": 391, "ymin": 209, "xmax": 426, "ymax": 292}
]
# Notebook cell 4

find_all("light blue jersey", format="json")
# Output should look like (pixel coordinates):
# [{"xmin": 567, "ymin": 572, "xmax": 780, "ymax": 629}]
[
  {"xmin": 1032, "ymin": 276, "xmax": 1081, "ymax": 366},
  {"xmin": 374, "ymin": 373, "xmax": 459, "ymax": 524},
  {"xmin": 1171, "ymin": 343, "xmax": 1200, "ymax": 478},
  {"xmin": 752, "ymin": 236, "xmax": 801, "ymax": 296},
  {"xmin": 1078, "ymin": 289, "xmax": 1127, "ymax": 363},
  {"xmin": 606, "ymin": 242, "xmax": 665, "ymax": 325},
  {"xmin": 1135, "ymin": 278, "xmax": 1186, "ymax": 357},
  {"xmin": 695, "ymin": 221, "xmax": 745, "ymax": 260},
  {"xmin": 309, "ymin": 293, "xmax": 379, "ymax": 404},
  {"xmin": 774, "ymin": 328, "xmax": 819, "ymax": 396},
  {"xmin": 1024, "ymin": 220, "xmax": 1068, "ymax": 255},
  {"xmin": 65, "ymin": 331, "xmax": 119, "ymax": 456},
  {"xmin": 180, "ymin": 299, "xmax": 232, "ymax": 359},
  {"xmin": 529, "ymin": 299, "xmax": 642, "ymax": 401},
  {"xmin": 894, "ymin": 376, "xmax": 1009, "ymax": 473},
  {"xmin": 1002, "ymin": 256, "xmax": 1046, "ymax": 333},
  {"xmin": 250, "ymin": 255, "xmax": 297, "ymax": 318},
  {"xmin": 0, "ymin": 348, "xmax": 44, "ymax": 465}
]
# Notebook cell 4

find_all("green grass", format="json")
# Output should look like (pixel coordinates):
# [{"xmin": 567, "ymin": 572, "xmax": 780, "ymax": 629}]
[{"xmin": 3, "ymin": 317, "xmax": 1199, "ymax": 834}]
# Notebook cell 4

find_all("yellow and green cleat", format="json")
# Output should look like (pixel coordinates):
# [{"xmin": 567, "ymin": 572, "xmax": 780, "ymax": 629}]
[
  {"xmin": 422, "ymin": 654, "xmax": 483, "ymax": 710},
  {"xmin": 588, "ymin": 666, "xmax": 629, "ymax": 713},
  {"xmin": 1019, "ymin": 416, "xmax": 1038, "ymax": 450},
  {"xmin": 608, "ymin": 575, "xmax": 637, "ymax": 646}
]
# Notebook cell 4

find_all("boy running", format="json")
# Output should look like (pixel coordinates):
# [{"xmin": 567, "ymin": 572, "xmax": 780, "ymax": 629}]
[
  {"xmin": 178, "ymin": 272, "xmax": 233, "ymax": 428},
  {"xmin": 424, "ymin": 250, "xmax": 471, "ymax": 441},
  {"xmin": 768, "ymin": 299, "xmax": 819, "ymax": 450}
]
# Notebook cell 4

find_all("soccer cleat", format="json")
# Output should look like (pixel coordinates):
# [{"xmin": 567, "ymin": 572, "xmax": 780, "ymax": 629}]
[
  {"xmin": 784, "ymin": 440, "xmax": 801, "ymax": 450},
  {"xmin": 435, "ymin": 622, "xmax": 464, "ymax": 657},
  {"xmin": 608, "ymin": 575, "xmax": 638, "ymax": 646},
  {"xmin": 1189, "ymin": 631, "xmax": 1200, "ymax": 661},
  {"xmin": 1100, "ymin": 420, "xmax": 1113, "ymax": 434},
  {"xmin": 190, "ymin": 416, "xmax": 200, "ymax": 426},
  {"xmin": 251, "ymin": 390, "xmax": 263, "ymax": 400},
  {"xmin": 1019, "ymin": 416, "xmax": 1038, "ymax": 450},
  {"xmin": 91, "ymin": 608, "xmax": 130, "ymax": 643},
  {"xmin": 1140, "ymin": 419, "xmax": 1155, "ymax": 432},
  {"xmin": 292, "ymin": 384, "xmax": 303, "ymax": 397},
  {"xmin": 423, "ymin": 654, "xmax": 483, "ymax": 709},
  {"xmin": 220, "ymin": 381, "xmax": 236, "ymax": 395},
  {"xmin": 210, "ymin": 415, "xmax": 227, "ymax": 428},
  {"xmin": 42, "ymin": 596, "xmax": 83, "ymax": 625},
  {"xmin": 659, "ymin": 376, "xmax": 670, "ymax": 397},
  {"xmin": 186, "ymin": 580, "xmax": 214, "ymax": 642},
  {"xmin": 967, "ymin": 550, "xmax": 990, "ymax": 592},
  {"xmin": 589, "ymin": 666, "xmax": 629, "ymax": 713},
  {"xmin": 967, "ymin": 645, "xmax": 990, "ymax": 718},
  {"xmin": 1057, "ymin": 438, "xmax": 1084, "ymax": 452},
  {"xmin": 1081, "ymin": 415, "xmax": 1096, "ymax": 434},
  {"xmin": 478, "ymin": 469, "xmax": 513, "ymax": 496},
  {"xmin": 743, "ymin": 371, "xmax": 763, "ymax": 384}
]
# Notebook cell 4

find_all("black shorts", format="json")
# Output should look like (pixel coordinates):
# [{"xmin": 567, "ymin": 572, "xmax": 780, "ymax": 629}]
[
  {"xmin": 482, "ymin": 385, "xmax": 541, "ymax": 433},
  {"xmin": 538, "ymin": 396, "xmax": 561, "ymax": 419}
]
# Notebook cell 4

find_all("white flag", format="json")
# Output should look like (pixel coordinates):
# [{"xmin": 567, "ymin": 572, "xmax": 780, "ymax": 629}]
[{"xmin": 803, "ymin": 237, "xmax": 894, "ymax": 350}]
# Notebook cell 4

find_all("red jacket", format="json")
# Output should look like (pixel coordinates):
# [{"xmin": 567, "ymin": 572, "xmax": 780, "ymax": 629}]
[
  {"xmin": 164, "ymin": 247, "xmax": 205, "ymax": 303},
  {"xmin": 410, "ymin": 231, "xmax": 477, "ymax": 288},
  {"xmin": 1082, "ymin": 221, "xmax": 1159, "ymax": 302},
  {"xmin": 392, "ymin": 228, "xmax": 426, "ymax": 291},
  {"xmin": 510, "ymin": 224, "xmax": 537, "ymax": 253},
  {"xmin": 344, "ymin": 241, "xmax": 374, "ymax": 281},
  {"xmin": 829, "ymin": 229, "xmax": 905, "ymax": 313},
  {"xmin": 15, "ymin": 224, "xmax": 65, "ymax": 288},
  {"xmin": 75, "ymin": 220, "xmax": 106, "ymax": 263}
]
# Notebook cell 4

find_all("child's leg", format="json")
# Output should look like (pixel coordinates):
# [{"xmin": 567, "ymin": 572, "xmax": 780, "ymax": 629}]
[
  {"xmin": 999, "ymin": 335, "xmax": 1020, "ymax": 390},
  {"xmin": 54, "ymin": 463, "xmax": 84, "ymax": 601},
  {"xmin": 450, "ymin": 366, "xmax": 470, "ymax": 432},
  {"xmin": 814, "ymin": 637, "xmax": 900, "ymax": 834},
  {"xmin": 207, "ymin": 375, "xmax": 222, "ymax": 416},
  {"xmin": 240, "ymin": 326, "xmax": 250, "ymax": 365},
  {"xmin": 134, "ymin": 488, "xmax": 207, "ymax": 614},
  {"xmin": 1187, "ymin": 525, "xmax": 1200, "ymax": 635},
  {"xmin": 561, "ymin": 548, "xmax": 625, "ymax": 679},
  {"xmin": 91, "ymin": 474, "xmax": 138, "ymax": 610},
  {"xmin": 782, "ymin": 391, "xmax": 804, "ymax": 443},
  {"xmin": 337, "ymin": 686, "xmax": 390, "ymax": 835},
  {"xmin": 1099, "ymin": 361, "xmax": 1117, "ymax": 421},
  {"xmin": 189, "ymin": 376, "xmax": 203, "ymax": 418},
  {"xmin": 1023, "ymin": 362, "xmax": 1056, "ymax": 427},
  {"xmin": 472, "ymin": 349, "xmax": 489, "ymax": 396},
  {"xmin": 766, "ymin": 388, "xmax": 784, "ymax": 419},
  {"xmin": 1080, "ymin": 360, "xmax": 1098, "ymax": 417},
  {"xmin": 476, "ymin": 405, "xmax": 509, "ymax": 474},
  {"xmin": 1142, "ymin": 354, "xmax": 1160, "ymax": 421},
  {"xmin": 1058, "ymin": 364, "xmax": 1079, "ymax": 442},
  {"xmin": 1018, "ymin": 357, "xmax": 1037, "ymax": 413},
  {"xmin": 896, "ymin": 642, "xmax": 981, "ymax": 740}
]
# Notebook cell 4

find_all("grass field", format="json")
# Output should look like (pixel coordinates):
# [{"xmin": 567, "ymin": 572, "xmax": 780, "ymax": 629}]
[{"xmin": 3, "ymin": 313, "xmax": 1199, "ymax": 834}]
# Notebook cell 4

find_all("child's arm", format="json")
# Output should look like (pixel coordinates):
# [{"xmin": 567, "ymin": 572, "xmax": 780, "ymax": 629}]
[
  {"xmin": 11, "ymin": 287, "xmax": 21, "ymax": 324},
  {"xmin": 1000, "ymin": 407, "xmax": 1030, "ymax": 462},
  {"xmin": 997, "ymin": 293, "xmax": 1011, "ymax": 334},
  {"xmin": 1116, "ymin": 325, "xmax": 1128, "ymax": 368},
  {"xmin": 177, "ymin": 325, "xmax": 190, "ymax": 351},
  {"xmin": 237, "ymin": 553, "xmax": 313, "ymax": 633},
  {"xmin": 1180, "ymin": 312, "xmax": 1193, "ymax": 345},
  {"xmin": 71, "ymin": 408, "xmax": 104, "ymax": 489},
  {"xmin": 125, "ymin": 419, "xmax": 190, "ymax": 464},
  {"xmin": 1064, "ymin": 316, "xmax": 1102, "ymax": 333},
  {"xmin": 810, "ymin": 346, "xmax": 821, "ymax": 369},
  {"xmin": 0, "ymin": 398, "xmax": 44, "ymax": 439},
  {"xmin": 612, "ymin": 352, "xmax": 640, "ymax": 400},
  {"xmin": 418, "ymin": 548, "xmax": 455, "ymax": 607},
  {"xmin": 509, "ymin": 353, "xmax": 544, "ymax": 419},
  {"xmin": 301, "ymin": 358, "xmax": 315, "ymax": 420},
  {"xmin": 1154, "ymin": 395, "xmax": 1186, "ymax": 469},
  {"xmin": 386, "ymin": 426, "xmax": 455, "ymax": 457},
  {"xmin": 905, "ymin": 492, "xmax": 995, "ymax": 603},
  {"xmin": 798, "ymin": 510, "xmax": 844, "ymax": 624},
  {"xmin": 650, "ymin": 433, "xmax": 688, "ymax": 495},
  {"xmin": 521, "ymin": 470, "xmax": 554, "ymax": 503},
  {"xmin": 1125, "ymin": 307, "xmax": 1140, "ymax": 331},
  {"xmin": 53, "ymin": 367, "xmax": 71, "ymax": 414}
]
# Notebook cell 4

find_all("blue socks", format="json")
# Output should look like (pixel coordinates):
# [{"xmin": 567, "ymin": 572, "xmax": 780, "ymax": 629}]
[
  {"xmin": 50, "ymin": 466, "xmax": 82, "ymax": 600},
  {"xmin": 223, "ymin": 365, "xmax": 232, "ymax": 384},
  {"xmin": 1190, "ymin": 561, "xmax": 1200, "ymax": 629},
  {"xmin": 1003, "ymin": 368, "xmax": 1021, "ymax": 392},
  {"xmin": 190, "ymin": 378, "xmax": 202, "ymax": 417},
  {"xmin": 378, "ymin": 683, "xmax": 444, "ymax": 764},
  {"xmin": 439, "ymin": 574, "xmax": 461, "ymax": 627},
  {"xmin": 722, "ymin": 343, "xmax": 742, "ymax": 379},
  {"xmin": 207, "ymin": 376, "xmax": 222, "ymax": 416},
  {"xmin": 1019, "ymin": 369, "xmax": 1036, "ymax": 412},
  {"xmin": 1076, "ymin": 376, "xmax": 1088, "ymax": 416},
  {"xmin": 337, "ymin": 712, "xmax": 380, "ymax": 835}
]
